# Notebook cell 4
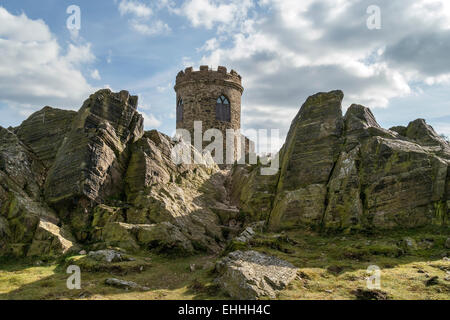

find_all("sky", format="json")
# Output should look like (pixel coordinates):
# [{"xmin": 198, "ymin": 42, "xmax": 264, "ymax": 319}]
[{"xmin": 0, "ymin": 0, "xmax": 449, "ymax": 153}]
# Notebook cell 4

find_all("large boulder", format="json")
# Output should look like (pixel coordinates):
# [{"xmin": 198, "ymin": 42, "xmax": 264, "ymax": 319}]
[
  {"xmin": 45, "ymin": 89, "xmax": 144, "ymax": 205},
  {"xmin": 405, "ymin": 118, "xmax": 448, "ymax": 147},
  {"xmin": 27, "ymin": 219, "xmax": 77, "ymax": 257},
  {"xmin": 357, "ymin": 137, "xmax": 446, "ymax": 228},
  {"xmin": 215, "ymin": 250, "xmax": 298, "ymax": 300},
  {"xmin": 88, "ymin": 249, "xmax": 124, "ymax": 263},
  {"xmin": 99, "ymin": 221, "xmax": 195, "ymax": 255},
  {"xmin": 15, "ymin": 107, "xmax": 77, "ymax": 168},
  {"xmin": 269, "ymin": 90, "xmax": 345, "ymax": 229}
]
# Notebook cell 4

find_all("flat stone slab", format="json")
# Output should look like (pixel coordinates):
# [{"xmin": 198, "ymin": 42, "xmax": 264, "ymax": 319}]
[
  {"xmin": 215, "ymin": 250, "xmax": 298, "ymax": 300},
  {"xmin": 105, "ymin": 278, "xmax": 149, "ymax": 291},
  {"xmin": 88, "ymin": 250, "xmax": 123, "ymax": 263}
]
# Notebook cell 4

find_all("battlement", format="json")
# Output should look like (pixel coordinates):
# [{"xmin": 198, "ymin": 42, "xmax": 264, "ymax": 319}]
[{"xmin": 175, "ymin": 66, "xmax": 243, "ymax": 92}]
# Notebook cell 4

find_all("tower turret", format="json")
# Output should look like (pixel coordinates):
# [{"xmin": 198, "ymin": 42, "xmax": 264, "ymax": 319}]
[{"xmin": 174, "ymin": 66, "xmax": 244, "ymax": 162}]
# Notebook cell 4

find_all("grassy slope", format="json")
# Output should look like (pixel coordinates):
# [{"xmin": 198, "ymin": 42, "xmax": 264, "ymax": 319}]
[{"xmin": 0, "ymin": 226, "xmax": 449, "ymax": 300}]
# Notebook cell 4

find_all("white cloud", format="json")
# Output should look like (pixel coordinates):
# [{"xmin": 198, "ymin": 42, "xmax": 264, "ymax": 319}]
[
  {"xmin": 90, "ymin": 69, "xmax": 101, "ymax": 80},
  {"xmin": 175, "ymin": 0, "xmax": 254, "ymax": 30},
  {"xmin": 141, "ymin": 111, "xmax": 162, "ymax": 128},
  {"xmin": 118, "ymin": 0, "xmax": 153, "ymax": 18},
  {"xmin": 0, "ymin": 7, "xmax": 94, "ymax": 111},
  {"xmin": 195, "ymin": 0, "xmax": 450, "ymax": 149},
  {"xmin": 198, "ymin": 38, "xmax": 219, "ymax": 52},
  {"xmin": 433, "ymin": 123, "xmax": 450, "ymax": 137},
  {"xmin": 117, "ymin": 0, "xmax": 171, "ymax": 36},
  {"xmin": 130, "ymin": 19, "xmax": 171, "ymax": 36},
  {"xmin": 65, "ymin": 43, "xmax": 96, "ymax": 65}
]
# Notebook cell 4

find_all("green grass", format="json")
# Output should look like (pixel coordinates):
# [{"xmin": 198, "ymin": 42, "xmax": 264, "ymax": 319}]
[
  {"xmin": 0, "ymin": 226, "xmax": 448, "ymax": 300},
  {"xmin": 0, "ymin": 253, "xmax": 227, "ymax": 300},
  {"xmin": 250, "ymin": 226, "xmax": 450, "ymax": 300}
]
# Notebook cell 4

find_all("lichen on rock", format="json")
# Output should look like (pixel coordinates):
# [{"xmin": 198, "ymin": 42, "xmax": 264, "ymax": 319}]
[{"xmin": 215, "ymin": 250, "xmax": 298, "ymax": 300}]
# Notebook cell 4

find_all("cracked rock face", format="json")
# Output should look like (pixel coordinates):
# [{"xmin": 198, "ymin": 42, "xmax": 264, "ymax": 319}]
[
  {"xmin": 266, "ymin": 91, "xmax": 449, "ymax": 230},
  {"xmin": 0, "ymin": 127, "xmax": 77, "ymax": 257},
  {"xmin": 15, "ymin": 107, "xmax": 77, "ymax": 168},
  {"xmin": 0, "ymin": 89, "xmax": 237, "ymax": 257},
  {"xmin": 269, "ymin": 90, "xmax": 345, "ymax": 228},
  {"xmin": 44, "ymin": 89, "xmax": 144, "ymax": 205},
  {"xmin": 215, "ymin": 250, "xmax": 298, "ymax": 300},
  {"xmin": 1, "ymin": 87, "xmax": 448, "ymax": 258}
]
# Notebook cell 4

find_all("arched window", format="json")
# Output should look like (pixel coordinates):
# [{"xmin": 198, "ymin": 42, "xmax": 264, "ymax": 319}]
[
  {"xmin": 216, "ymin": 95, "xmax": 231, "ymax": 122},
  {"xmin": 177, "ymin": 98, "xmax": 183, "ymax": 122}
]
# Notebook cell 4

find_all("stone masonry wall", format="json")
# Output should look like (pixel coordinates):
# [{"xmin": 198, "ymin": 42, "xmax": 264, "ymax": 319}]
[{"xmin": 174, "ymin": 66, "xmax": 244, "ymax": 162}]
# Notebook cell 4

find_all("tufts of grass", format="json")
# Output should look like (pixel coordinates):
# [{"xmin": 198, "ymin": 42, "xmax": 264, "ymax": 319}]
[{"xmin": 0, "ymin": 225, "xmax": 448, "ymax": 300}]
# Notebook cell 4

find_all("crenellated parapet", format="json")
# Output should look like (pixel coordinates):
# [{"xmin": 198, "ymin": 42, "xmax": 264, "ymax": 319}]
[{"xmin": 175, "ymin": 66, "xmax": 243, "ymax": 93}]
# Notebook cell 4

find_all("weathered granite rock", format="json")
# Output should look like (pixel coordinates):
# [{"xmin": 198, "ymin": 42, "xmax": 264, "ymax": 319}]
[
  {"xmin": 267, "ymin": 91, "xmax": 449, "ymax": 231},
  {"xmin": 215, "ymin": 250, "xmax": 297, "ymax": 300},
  {"xmin": 133, "ymin": 222, "xmax": 194, "ymax": 254},
  {"xmin": 105, "ymin": 278, "xmax": 149, "ymax": 291},
  {"xmin": 269, "ymin": 90, "xmax": 345, "ymax": 229},
  {"xmin": 123, "ymin": 130, "xmax": 228, "ymax": 253},
  {"xmin": 27, "ymin": 219, "xmax": 77, "ymax": 257},
  {"xmin": 405, "ymin": 119, "xmax": 448, "ymax": 147},
  {"xmin": 398, "ymin": 237, "xmax": 417, "ymax": 251},
  {"xmin": 1, "ymin": 87, "xmax": 448, "ymax": 258},
  {"xmin": 234, "ymin": 222, "xmax": 264, "ymax": 243},
  {"xmin": 100, "ymin": 221, "xmax": 195, "ymax": 254},
  {"xmin": 45, "ymin": 89, "xmax": 144, "ymax": 205},
  {"xmin": 390, "ymin": 126, "xmax": 407, "ymax": 137},
  {"xmin": 15, "ymin": 107, "xmax": 77, "ymax": 168},
  {"xmin": 100, "ymin": 222, "xmax": 140, "ymax": 251},
  {"xmin": 230, "ymin": 164, "xmax": 277, "ymax": 223},
  {"xmin": 88, "ymin": 250, "xmax": 124, "ymax": 263},
  {"xmin": 0, "ymin": 127, "xmax": 77, "ymax": 257},
  {"xmin": 358, "ymin": 137, "xmax": 443, "ymax": 228},
  {"xmin": 323, "ymin": 147, "xmax": 363, "ymax": 228},
  {"xmin": 0, "ymin": 127, "xmax": 46, "ymax": 199}
]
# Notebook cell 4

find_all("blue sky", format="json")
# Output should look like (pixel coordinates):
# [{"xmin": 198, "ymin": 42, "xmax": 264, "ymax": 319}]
[{"xmin": 1, "ymin": 0, "xmax": 449, "ymax": 151}]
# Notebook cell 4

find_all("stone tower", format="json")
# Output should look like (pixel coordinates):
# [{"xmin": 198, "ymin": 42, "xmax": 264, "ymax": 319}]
[{"xmin": 174, "ymin": 65, "xmax": 245, "ymax": 162}]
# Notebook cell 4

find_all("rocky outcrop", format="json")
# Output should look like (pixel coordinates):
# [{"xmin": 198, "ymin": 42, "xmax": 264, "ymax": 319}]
[
  {"xmin": 27, "ymin": 219, "xmax": 77, "ymax": 257},
  {"xmin": 122, "ymin": 130, "xmax": 229, "ymax": 253},
  {"xmin": 230, "ymin": 164, "xmax": 277, "ymax": 223},
  {"xmin": 45, "ymin": 89, "xmax": 144, "ymax": 205},
  {"xmin": 0, "ymin": 127, "xmax": 46, "ymax": 200},
  {"xmin": 266, "ymin": 91, "xmax": 449, "ymax": 230},
  {"xmin": 0, "ymin": 127, "xmax": 77, "ymax": 257},
  {"xmin": 269, "ymin": 91, "xmax": 345, "ymax": 229},
  {"xmin": 404, "ymin": 118, "xmax": 449, "ymax": 147},
  {"xmin": 1, "ymin": 87, "xmax": 448, "ymax": 258},
  {"xmin": 15, "ymin": 107, "xmax": 77, "ymax": 168},
  {"xmin": 0, "ymin": 89, "xmax": 239, "ymax": 257},
  {"xmin": 215, "ymin": 250, "xmax": 298, "ymax": 299}
]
